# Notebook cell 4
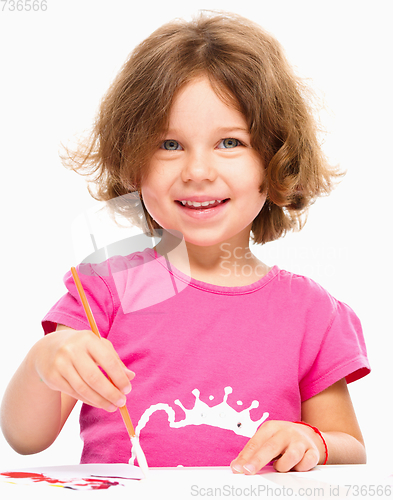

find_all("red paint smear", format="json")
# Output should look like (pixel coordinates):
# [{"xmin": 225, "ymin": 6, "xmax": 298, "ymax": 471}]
[
  {"xmin": 0, "ymin": 472, "xmax": 120, "ymax": 490},
  {"xmin": 1, "ymin": 472, "xmax": 65, "ymax": 484},
  {"xmin": 80, "ymin": 478, "xmax": 120, "ymax": 490}
]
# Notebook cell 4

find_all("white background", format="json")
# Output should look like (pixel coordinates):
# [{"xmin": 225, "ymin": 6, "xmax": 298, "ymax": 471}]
[{"xmin": 0, "ymin": 0, "xmax": 392, "ymax": 471}]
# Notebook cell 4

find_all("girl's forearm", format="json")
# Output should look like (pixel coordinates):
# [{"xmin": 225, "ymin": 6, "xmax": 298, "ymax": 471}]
[
  {"xmin": 322, "ymin": 431, "xmax": 366, "ymax": 465},
  {"xmin": 0, "ymin": 343, "xmax": 63, "ymax": 454}
]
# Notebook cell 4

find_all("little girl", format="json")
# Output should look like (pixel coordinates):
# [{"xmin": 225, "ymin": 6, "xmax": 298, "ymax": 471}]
[{"xmin": 1, "ymin": 12, "xmax": 370, "ymax": 474}]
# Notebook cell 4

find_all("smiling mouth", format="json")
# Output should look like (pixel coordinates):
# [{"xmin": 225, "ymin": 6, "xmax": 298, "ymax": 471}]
[{"xmin": 175, "ymin": 199, "xmax": 230, "ymax": 209}]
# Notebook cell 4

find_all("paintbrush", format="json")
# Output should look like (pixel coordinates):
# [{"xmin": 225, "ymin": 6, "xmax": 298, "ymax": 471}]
[{"xmin": 70, "ymin": 266, "xmax": 149, "ymax": 478}]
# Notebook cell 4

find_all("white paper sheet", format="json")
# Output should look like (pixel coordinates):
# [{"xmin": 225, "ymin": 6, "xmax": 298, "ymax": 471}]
[{"xmin": 1, "ymin": 464, "xmax": 392, "ymax": 499}]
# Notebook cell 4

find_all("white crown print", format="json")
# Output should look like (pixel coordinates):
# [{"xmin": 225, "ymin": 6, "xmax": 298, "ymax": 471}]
[{"xmin": 135, "ymin": 386, "xmax": 269, "ymax": 439}]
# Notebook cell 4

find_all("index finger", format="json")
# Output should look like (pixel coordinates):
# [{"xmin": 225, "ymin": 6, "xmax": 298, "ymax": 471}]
[{"xmin": 90, "ymin": 337, "xmax": 134, "ymax": 395}]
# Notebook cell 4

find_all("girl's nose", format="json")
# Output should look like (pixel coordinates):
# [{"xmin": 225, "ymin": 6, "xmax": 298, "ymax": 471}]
[{"xmin": 181, "ymin": 151, "xmax": 217, "ymax": 183}]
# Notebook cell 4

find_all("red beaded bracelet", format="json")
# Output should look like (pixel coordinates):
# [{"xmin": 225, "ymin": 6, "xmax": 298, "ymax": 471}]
[{"xmin": 294, "ymin": 421, "xmax": 328, "ymax": 465}]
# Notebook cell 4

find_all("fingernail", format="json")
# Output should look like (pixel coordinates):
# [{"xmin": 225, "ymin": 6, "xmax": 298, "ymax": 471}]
[
  {"xmin": 122, "ymin": 385, "xmax": 131, "ymax": 395},
  {"xmin": 231, "ymin": 463, "xmax": 244, "ymax": 473},
  {"xmin": 117, "ymin": 397, "xmax": 127, "ymax": 407},
  {"xmin": 243, "ymin": 464, "xmax": 255, "ymax": 474},
  {"xmin": 108, "ymin": 404, "xmax": 118, "ymax": 412},
  {"xmin": 125, "ymin": 368, "xmax": 135, "ymax": 377}
]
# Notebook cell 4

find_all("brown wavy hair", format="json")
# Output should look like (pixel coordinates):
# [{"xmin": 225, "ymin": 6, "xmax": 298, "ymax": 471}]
[{"xmin": 61, "ymin": 11, "xmax": 343, "ymax": 244}]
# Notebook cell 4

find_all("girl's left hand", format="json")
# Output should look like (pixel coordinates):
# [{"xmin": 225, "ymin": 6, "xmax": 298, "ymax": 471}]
[{"xmin": 230, "ymin": 420, "xmax": 325, "ymax": 474}]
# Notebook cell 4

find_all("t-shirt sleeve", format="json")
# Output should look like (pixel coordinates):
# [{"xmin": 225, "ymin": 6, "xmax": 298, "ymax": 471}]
[
  {"xmin": 41, "ymin": 262, "xmax": 116, "ymax": 337},
  {"xmin": 299, "ymin": 297, "xmax": 370, "ymax": 401}
]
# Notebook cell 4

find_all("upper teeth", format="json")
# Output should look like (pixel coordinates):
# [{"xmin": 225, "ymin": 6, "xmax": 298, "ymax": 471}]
[{"xmin": 181, "ymin": 200, "xmax": 222, "ymax": 207}]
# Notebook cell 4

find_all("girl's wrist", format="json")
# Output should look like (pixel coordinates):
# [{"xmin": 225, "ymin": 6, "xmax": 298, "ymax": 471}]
[{"xmin": 294, "ymin": 421, "xmax": 328, "ymax": 465}]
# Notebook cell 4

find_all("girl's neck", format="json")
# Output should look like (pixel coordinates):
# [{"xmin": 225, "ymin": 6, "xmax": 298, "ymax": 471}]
[{"xmin": 154, "ymin": 230, "xmax": 270, "ymax": 287}]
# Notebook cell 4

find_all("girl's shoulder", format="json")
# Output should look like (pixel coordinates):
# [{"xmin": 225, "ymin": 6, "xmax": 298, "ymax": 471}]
[
  {"xmin": 271, "ymin": 267, "xmax": 348, "ymax": 320},
  {"xmin": 274, "ymin": 267, "xmax": 336, "ymax": 298}
]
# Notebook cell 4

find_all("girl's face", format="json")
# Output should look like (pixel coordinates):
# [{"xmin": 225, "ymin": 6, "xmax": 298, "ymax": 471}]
[{"xmin": 141, "ymin": 76, "xmax": 267, "ymax": 249}]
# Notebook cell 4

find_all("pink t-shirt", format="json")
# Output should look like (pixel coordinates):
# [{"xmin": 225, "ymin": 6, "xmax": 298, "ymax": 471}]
[{"xmin": 42, "ymin": 248, "xmax": 370, "ymax": 466}]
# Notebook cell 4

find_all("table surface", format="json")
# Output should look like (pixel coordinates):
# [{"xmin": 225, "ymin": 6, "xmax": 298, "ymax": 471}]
[{"xmin": 1, "ymin": 463, "xmax": 392, "ymax": 499}]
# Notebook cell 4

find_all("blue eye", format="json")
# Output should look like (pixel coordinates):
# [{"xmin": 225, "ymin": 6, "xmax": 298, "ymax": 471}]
[
  {"xmin": 161, "ymin": 140, "xmax": 181, "ymax": 150},
  {"xmin": 218, "ymin": 138, "xmax": 241, "ymax": 149}
]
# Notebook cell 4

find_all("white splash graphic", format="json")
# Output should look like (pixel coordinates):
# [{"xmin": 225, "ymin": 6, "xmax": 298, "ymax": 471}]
[{"xmin": 129, "ymin": 387, "xmax": 269, "ymax": 464}]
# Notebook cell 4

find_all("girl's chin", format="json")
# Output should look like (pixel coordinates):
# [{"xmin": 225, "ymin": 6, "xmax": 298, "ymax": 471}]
[
  {"xmin": 182, "ymin": 235, "xmax": 238, "ymax": 249},
  {"xmin": 158, "ymin": 224, "xmax": 252, "ymax": 249}
]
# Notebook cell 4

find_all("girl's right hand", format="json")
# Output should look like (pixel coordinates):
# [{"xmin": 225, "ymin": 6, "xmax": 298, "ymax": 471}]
[{"xmin": 32, "ymin": 327, "xmax": 135, "ymax": 412}]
